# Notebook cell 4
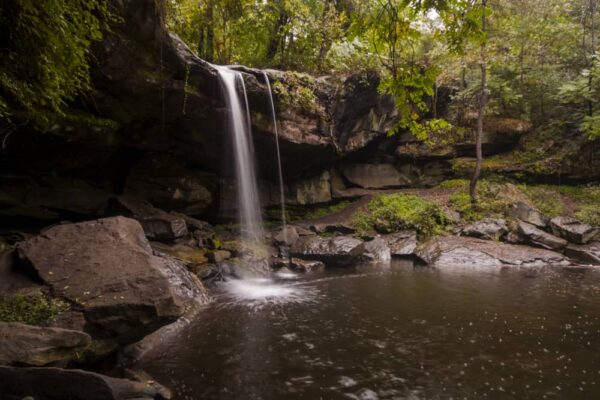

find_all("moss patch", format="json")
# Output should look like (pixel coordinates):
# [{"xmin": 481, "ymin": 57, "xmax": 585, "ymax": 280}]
[
  {"xmin": 352, "ymin": 194, "xmax": 450, "ymax": 237},
  {"xmin": 0, "ymin": 292, "xmax": 70, "ymax": 326}
]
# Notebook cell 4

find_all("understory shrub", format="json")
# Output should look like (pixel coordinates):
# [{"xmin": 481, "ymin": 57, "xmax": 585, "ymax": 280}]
[
  {"xmin": 0, "ymin": 292, "xmax": 69, "ymax": 325},
  {"xmin": 352, "ymin": 194, "xmax": 450, "ymax": 237}
]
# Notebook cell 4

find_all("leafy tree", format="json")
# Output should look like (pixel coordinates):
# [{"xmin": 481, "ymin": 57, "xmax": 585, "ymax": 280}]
[{"xmin": 0, "ymin": 0, "xmax": 112, "ymax": 130}]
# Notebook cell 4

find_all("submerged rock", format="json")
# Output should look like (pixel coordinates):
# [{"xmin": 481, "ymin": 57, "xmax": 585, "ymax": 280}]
[
  {"xmin": 291, "ymin": 236, "xmax": 365, "ymax": 267},
  {"xmin": 549, "ymin": 216, "xmax": 598, "ymax": 244},
  {"xmin": 416, "ymin": 236, "xmax": 569, "ymax": 268},
  {"xmin": 0, "ymin": 322, "xmax": 91, "ymax": 366},
  {"xmin": 289, "ymin": 258, "xmax": 326, "ymax": 272},
  {"xmin": 16, "ymin": 217, "xmax": 206, "ymax": 344},
  {"xmin": 461, "ymin": 218, "xmax": 508, "ymax": 241},
  {"xmin": 0, "ymin": 366, "xmax": 171, "ymax": 400},
  {"xmin": 517, "ymin": 221, "xmax": 568, "ymax": 251}
]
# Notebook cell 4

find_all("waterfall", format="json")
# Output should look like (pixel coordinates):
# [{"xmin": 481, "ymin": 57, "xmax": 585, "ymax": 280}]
[
  {"xmin": 263, "ymin": 72, "xmax": 288, "ymax": 243},
  {"xmin": 215, "ymin": 66, "xmax": 264, "ymax": 247}
]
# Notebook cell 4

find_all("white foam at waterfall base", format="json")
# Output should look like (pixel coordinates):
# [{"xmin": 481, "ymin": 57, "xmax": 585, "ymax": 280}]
[{"xmin": 219, "ymin": 278, "xmax": 318, "ymax": 308}]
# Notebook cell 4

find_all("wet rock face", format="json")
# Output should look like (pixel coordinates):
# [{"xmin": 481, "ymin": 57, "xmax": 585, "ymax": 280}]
[
  {"xmin": 416, "ymin": 236, "xmax": 569, "ymax": 268},
  {"xmin": 0, "ymin": 366, "xmax": 171, "ymax": 400},
  {"xmin": 0, "ymin": 323, "xmax": 91, "ymax": 366},
  {"xmin": 290, "ymin": 236, "xmax": 365, "ymax": 267},
  {"xmin": 16, "ymin": 217, "xmax": 206, "ymax": 344},
  {"xmin": 549, "ymin": 216, "xmax": 598, "ymax": 245}
]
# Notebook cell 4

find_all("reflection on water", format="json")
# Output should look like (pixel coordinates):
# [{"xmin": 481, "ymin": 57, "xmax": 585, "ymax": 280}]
[{"xmin": 137, "ymin": 262, "xmax": 600, "ymax": 399}]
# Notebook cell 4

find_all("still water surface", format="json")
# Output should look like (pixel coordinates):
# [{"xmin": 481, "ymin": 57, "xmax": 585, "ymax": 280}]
[{"xmin": 138, "ymin": 262, "xmax": 600, "ymax": 399}]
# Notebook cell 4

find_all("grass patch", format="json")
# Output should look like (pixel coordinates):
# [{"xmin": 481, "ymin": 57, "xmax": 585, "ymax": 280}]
[
  {"xmin": 518, "ymin": 185, "xmax": 565, "ymax": 217},
  {"xmin": 0, "ymin": 292, "xmax": 70, "ymax": 326},
  {"xmin": 352, "ymin": 194, "xmax": 450, "ymax": 237}
]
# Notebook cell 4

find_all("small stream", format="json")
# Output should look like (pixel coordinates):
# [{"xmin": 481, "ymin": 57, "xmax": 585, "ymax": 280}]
[{"xmin": 137, "ymin": 262, "xmax": 600, "ymax": 399}]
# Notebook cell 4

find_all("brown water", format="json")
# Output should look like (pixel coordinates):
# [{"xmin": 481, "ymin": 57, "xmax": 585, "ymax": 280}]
[{"xmin": 137, "ymin": 262, "xmax": 600, "ymax": 399}]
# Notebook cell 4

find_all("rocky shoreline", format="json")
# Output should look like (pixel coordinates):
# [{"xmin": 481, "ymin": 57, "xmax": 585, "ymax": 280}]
[{"xmin": 1, "ymin": 183, "xmax": 598, "ymax": 398}]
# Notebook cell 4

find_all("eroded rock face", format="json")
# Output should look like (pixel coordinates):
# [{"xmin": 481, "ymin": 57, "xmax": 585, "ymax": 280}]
[
  {"xmin": 550, "ymin": 216, "xmax": 598, "ymax": 245},
  {"xmin": 517, "ymin": 221, "xmax": 568, "ymax": 251},
  {"xmin": 290, "ymin": 236, "xmax": 365, "ymax": 267},
  {"xmin": 415, "ymin": 236, "xmax": 569, "ymax": 268},
  {"xmin": 0, "ymin": 366, "xmax": 171, "ymax": 400},
  {"xmin": 0, "ymin": 323, "xmax": 91, "ymax": 366},
  {"xmin": 461, "ymin": 218, "xmax": 508, "ymax": 241},
  {"xmin": 16, "ymin": 217, "xmax": 206, "ymax": 344},
  {"xmin": 342, "ymin": 164, "xmax": 410, "ymax": 189}
]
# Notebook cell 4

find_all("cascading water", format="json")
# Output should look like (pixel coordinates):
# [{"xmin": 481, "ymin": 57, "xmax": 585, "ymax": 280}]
[
  {"xmin": 214, "ymin": 65, "xmax": 307, "ymax": 304},
  {"xmin": 263, "ymin": 72, "xmax": 288, "ymax": 244},
  {"xmin": 215, "ymin": 66, "xmax": 264, "ymax": 248}
]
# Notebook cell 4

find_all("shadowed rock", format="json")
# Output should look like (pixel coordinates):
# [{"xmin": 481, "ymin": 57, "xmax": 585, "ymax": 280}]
[
  {"xmin": 0, "ymin": 322, "xmax": 91, "ymax": 366},
  {"xmin": 0, "ymin": 366, "xmax": 171, "ymax": 400},
  {"xmin": 291, "ymin": 236, "xmax": 365, "ymax": 267}
]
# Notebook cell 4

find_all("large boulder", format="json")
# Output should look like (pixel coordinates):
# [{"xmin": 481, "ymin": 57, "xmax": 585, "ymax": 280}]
[
  {"xmin": 290, "ymin": 236, "xmax": 365, "ymax": 267},
  {"xmin": 461, "ymin": 218, "xmax": 508, "ymax": 241},
  {"xmin": 516, "ymin": 221, "xmax": 568, "ymax": 251},
  {"xmin": 16, "ymin": 217, "xmax": 206, "ymax": 344},
  {"xmin": 342, "ymin": 164, "xmax": 410, "ymax": 189},
  {"xmin": 0, "ymin": 366, "xmax": 171, "ymax": 400},
  {"xmin": 0, "ymin": 323, "xmax": 91, "ymax": 366},
  {"xmin": 415, "ymin": 236, "xmax": 569, "ymax": 268},
  {"xmin": 549, "ymin": 216, "xmax": 598, "ymax": 244}
]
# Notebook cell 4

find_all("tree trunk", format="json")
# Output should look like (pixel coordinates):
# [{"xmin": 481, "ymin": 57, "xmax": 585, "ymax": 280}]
[
  {"xmin": 266, "ymin": 6, "xmax": 288, "ymax": 62},
  {"xmin": 469, "ymin": 0, "xmax": 488, "ymax": 205},
  {"xmin": 589, "ymin": 0, "xmax": 596, "ymax": 117},
  {"xmin": 205, "ymin": 0, "xmax": 214, "ymax": 62}
]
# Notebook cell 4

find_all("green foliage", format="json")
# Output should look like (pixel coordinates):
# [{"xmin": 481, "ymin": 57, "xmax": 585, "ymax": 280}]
[
  {"xmin": 448, "ymin": 180, "xmax": 517, "ymax": 221},
  {"xmin": 302, "ymin": 201, "xmax": 351, "ymax": 220},
  {"xmin": 352, "ymin": 194, "xmax": 450, "ymax": 237},
  {"xmin": 0, "ymin": 293, "xmax": 70, "ymax": 326},
  {"xmin": 0, "ymin": 0, "xmax": 112, "ymax": 128}
]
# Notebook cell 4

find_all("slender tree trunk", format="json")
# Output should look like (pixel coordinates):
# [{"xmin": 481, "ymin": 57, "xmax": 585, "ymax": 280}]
[
  {"xmin": 266, "ymin": 6, "xmax": 288, "ymax": 62},
  {"xmin": 470, "ymin": 0, "xmax": 488, "ymax": 205},
  {"xmin": 589, "ymin": 0, "xmax": 596, "ymax": 117},
  {"xmin": 205, "ymin": 0, "xmax": 214, "ymax": 62}
]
